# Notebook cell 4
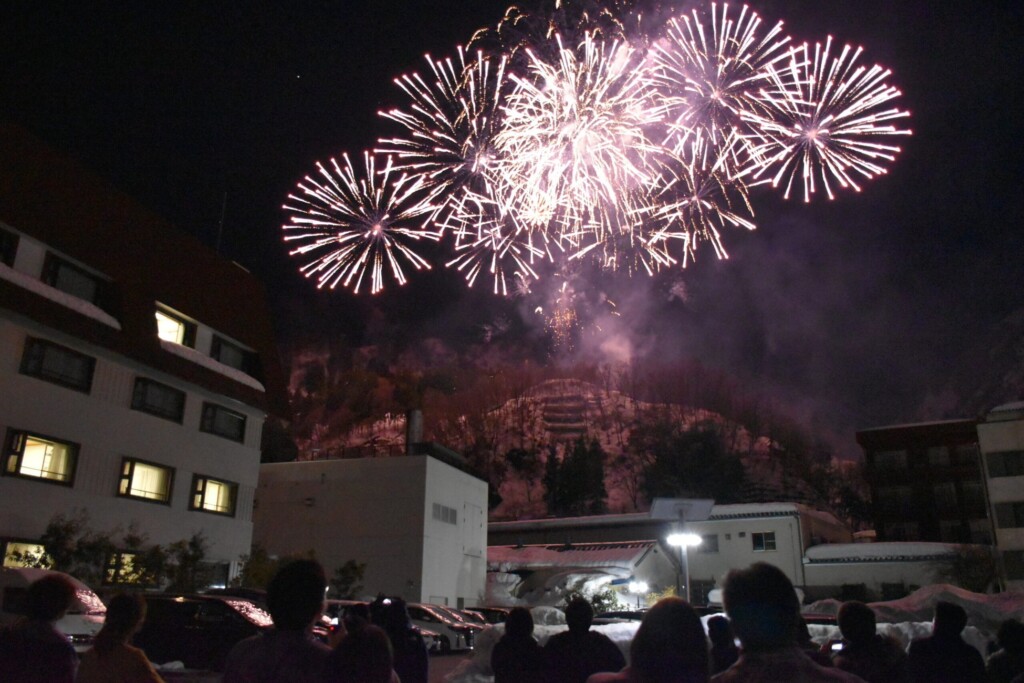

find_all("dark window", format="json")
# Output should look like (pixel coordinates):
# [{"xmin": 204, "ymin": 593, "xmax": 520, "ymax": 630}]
[
  {"xmin": 752, "ymin": 532, "xmax": 776, "ymax": 552},
  {"xmin": 20, "ymin": 337, "xmax": 95, "ymax": 392},
  {"xmin": 952, "ymin": 444, "xmax": 979, "ymax": 466},
  {"xmin": 874, "ymin": 450, "xmax": 907, "ymax": 470},
  {"xmin": 927, "ymin": 446, "xmax": 950, "ymax": 467},
  {"xmin": 432, "ymin": 503, "xmax": 457, "ymax": 525},
  {"xmin": 995, "ymin": 502, "xmax": 1024, "ymax": 529},
  {"xmin": 0, "ymin": 227, "xmax": 18, "ymax": 266},
  {"xmin": 41, "ymin": 253, "xmax": 107, "ymax": 306},
  {"xmin": 118, "ymin": 458, "xmax": 173, "ymax": 504},
  {"xmin": 131, "ymin": 378, "xmax": 186, "ymax": 423},
  {"xmin": 962, "ymin": 481, "xmax": 986, "ymax": 514},
  {"xmin": 200, "ymin": 403, "xmax": 246, "ymax": 443},
  {"xmin": 885, "ymin": 521, "xmax": 920, "ymax": 541},
  {"xmin": 211, "ymin": 336, "xmax": 257, "ymax": 375},
  {"xmin": 988, "ymin": 451, "xmax": 1024, "ymax": 477},
  {"xmin": 876, "ymin": 485, "xmax": 913, "ymax": 516},
  {"xmin": 933, "ymin": 483, "xmax": 958, "ymax": 514},
  {"xmin": 699, "ymin": 534, "xmax": 719, "ymax": 553},
  {"xmin": 3, "ymin": 430, "xmax": 78, "ymax": 485},
  {"xmin": 190, "ymin": 475, "xmax": 238, "ymax": 516},
  {"xmin": 1004, "ymin": 551, "xmax": 1024, "ymax": 581}
]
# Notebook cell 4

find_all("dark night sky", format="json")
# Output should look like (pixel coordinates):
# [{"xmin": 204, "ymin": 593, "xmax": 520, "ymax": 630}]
[{"xmin": 3, "ymin": 1, "xmax": 1022, "ymax": 453}]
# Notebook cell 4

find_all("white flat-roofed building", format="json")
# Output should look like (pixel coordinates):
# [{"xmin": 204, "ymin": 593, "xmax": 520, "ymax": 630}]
[
  {"xmin": 0, "ymin": 125, "xmax": 288, "ymax": 586},
  {"xmin": 977, "ymin": 401, "xmax": 1024, "ymax": 590},
  {"xmin": 253, "ymin": 453, "xmax": 488, "ymax": 608}
]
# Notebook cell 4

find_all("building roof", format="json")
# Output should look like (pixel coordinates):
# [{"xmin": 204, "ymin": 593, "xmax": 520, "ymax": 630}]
[
  {"xmin": 487, "ymin": 541, "xmax": 658, "ymax": 571},
  {"xmin": 855, "ymin": 419, "xmax": 978, "ymax": 448},
  {"xmin": 804, "ymin": 542, "xmax": 960, "ymax": 564},
  {"xmin": 987, "ymin": 402, "xmax": 1024, "ymax": 421}
]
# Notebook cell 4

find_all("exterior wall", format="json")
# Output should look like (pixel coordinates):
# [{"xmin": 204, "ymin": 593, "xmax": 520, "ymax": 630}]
[
  {"xmin": 253, "ymin": 457, "xmax": 487, "ymax": 607},
  {"xmin": 803, "ymin": 560, "xmax": 945, "ymax": 601},
  {"xmin": 421, "ymin": 457, "xmax": 488, "ymax": 608},
  {"xmin": 977, "ymin": 407, "xmax": 1024, "ymax": 590},
  {"xmin": 0, "ymin": 318, "xmax": 262, "ymax": 567}
]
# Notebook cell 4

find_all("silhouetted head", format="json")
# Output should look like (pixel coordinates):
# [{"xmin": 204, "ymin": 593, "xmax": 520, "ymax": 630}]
[
  {"xmin": 504, "ymin": 606, "xmax": 534, "ymax": 639},
  {"xmin": 96, "ymin": 593, "xmax": 146, "ymax": 653},
  {"xmin": 722, "ymin": 563, "xmax": 800, "ymax": 652},
  {"xmin": 26, "ymin": 573, "xmax": 77, "ymax": 621},
  {"xmin": 932, "ymin": 601, "xmax": 968, "ymax": 638},
  {"xmin": 379, "ymin": 597, "xmax": 413, "ymax": 637},
  {"xmin": 564, "ymin": 597, "xmax": 594, "ymax": 633},
  {"xmin": 266, "ymin": 559, "xmax": 326, "ymax": 631},
  {"xmin": 706, "ymin": 615, "xmax": 735, "ymax": 648},
  {"xmin": 629, "ymin": 597, "xmax": 709, "ymax": 683},
  {"xmin": 997, "ymin": 619, "xmax": 1024, "ymax": 653},
  {"xmin": 328, "ymin": 624, "xmax": 394, "ymax": 683},
  {"xmin": 838, "ymin": 601, "xmax": 876, "ymax": 644}
]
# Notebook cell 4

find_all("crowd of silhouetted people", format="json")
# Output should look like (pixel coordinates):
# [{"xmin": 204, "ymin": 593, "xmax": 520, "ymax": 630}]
[{"xmin": 3, "ymin": 558, "xmax": 1024, "ymax": 682}]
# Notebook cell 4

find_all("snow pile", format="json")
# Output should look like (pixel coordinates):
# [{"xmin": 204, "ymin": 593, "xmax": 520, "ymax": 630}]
[{"xmin": 160, "ymin": 339, "xmax": 265, "ymax": 392}]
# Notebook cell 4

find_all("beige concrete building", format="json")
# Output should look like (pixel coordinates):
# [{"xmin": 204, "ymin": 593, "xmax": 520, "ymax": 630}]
[{"xmin": 977, "ymin": 401, "xmax": 1024, "ymax": 590}]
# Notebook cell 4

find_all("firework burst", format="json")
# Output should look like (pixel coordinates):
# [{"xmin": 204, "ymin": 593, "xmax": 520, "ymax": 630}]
[
  {"xmin": 282, "ymin": 153, "xmax": 439, "ymax": 294},
  {"xmin": 282, "ymin": 2, "xmax": 910, "ymax": 296},
  {"xmin": 742, "ymin": 36, "xmax": 912, "ymax": 201}
]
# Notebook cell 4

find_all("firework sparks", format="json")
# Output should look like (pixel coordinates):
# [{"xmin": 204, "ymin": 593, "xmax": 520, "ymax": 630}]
[
  {"xmin": 283, "ymin": 2, "xmax": 910, "ymax": 295},
  {"xmin": 282, "ymin": 153, "xmax": 439, "ymax": 294},
  {"xmin": 742, "ymin": 37, "xmax": 912, "ymax": 201}
]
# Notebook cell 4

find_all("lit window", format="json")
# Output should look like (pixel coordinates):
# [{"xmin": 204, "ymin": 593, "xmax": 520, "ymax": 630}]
[
  {"xmin": 41, "ymin": 254, "xmax": 107, "ymax": 307},
  {"xmin": 0, "ymin": 226, "xmax": 18, "ymax": 266},
  {"xmin": 131, "ymin": 378, "xmax": 186, "ymax": 423},
  {"xmin": 20, "ymin": 337, "xmax": 95, "ymax": 392},
  {"xmin": 3, "ymin": 542, "xmax": 50, "ymax": 568},
  {"xmin": 191, "ymin": 475, "xmax": 237, "ymax": 515},
  {"xmin": 200, "ymin": 403, "xmax": 246, "ymax": 443},
  {"xmin": 118, "ymin": 458, "xmax": 173, "ymax": 503},
  {"xmin": 4, "ymin": 431, "xmax": 77, "ymax": 485},
  {"xmin": 212, "ymin": 336, "xmax": 256, "ymax": 375},
  {"xmin": 155, "ymin": 308, "xmax": 195, "ymax": 347},
  {"xmin": 751, "ymin": 532, "xmax": 776, "ymax": 552}
]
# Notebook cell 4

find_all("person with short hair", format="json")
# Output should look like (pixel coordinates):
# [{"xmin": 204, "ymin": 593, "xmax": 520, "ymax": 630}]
[
  {"xmin": 588, "ymin": 597, "xmax": 709, "ymax": 683},
  {"xmin": 830, "ymin": 601, "xmax": 908, "ymax": 683},
  {"xmin": 0, "ymin": 572, "xmax": 79, "ymax": 683},
  {"xmin": 491, "ymin": 606, "xmax": 548, "ymax": 683},
  {"xmin": 76, "ymin": 592, "xmax": 165, "ymax": 682},
  {"xmin": 223, "ymin": 559, "xmax": 332, "ymax": 682},
  {"xmin": 323, "ymin": 624, "xmax": 400, "ymax": 683},
  {"xmin": 710, "ymin": 563, "xmax": 863, "ymax": 682},
  {"xmin": 906, "ymin": 600, "xmax": 985, "ymax": 683},
  {"xmin": 376, "ymin": 597, "xmax": 428, "ymax": 683},
  {"xmin": 544, "ymin": 597, "xmax": 626, "ymax": 683}
]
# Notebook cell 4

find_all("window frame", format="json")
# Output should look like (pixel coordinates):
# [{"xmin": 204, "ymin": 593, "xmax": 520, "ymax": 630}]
[
  {"xmin": 200, "ymin": 402, "xmax": 247, "ymax": 443},
  {"xmin": 2, "ymin": 539, "xmax": 51, "ymax": 568},
  {"xmin": 988, "ymin": 451, "xmax": 1024, "ymax": 478},
  {"xmin": 699, "ymin": 534, "xmax": 719, "ymax": 553},
  {"xmin": 104, "ymin": 551, "xmax": 160, "ymax": 587},
  {"xmin": 19, "ymin": 337, "xmax": 96, "ymax": 393},
  {"xmin": 751, "ymin": 531, "xmax": 777, "ymax": 552},
  {"xmin": 40, "ymin": 252, "xmax": 109, "ymax": 308},
  {"xmin": 995, "ymin": 502, "xmax": 1024, "ymax": 529},
  {"xmin": 3, "ymin": 430, "xmax": 79, "ymax": 486},
  {"xmin": 155, "ymin": 306, "xmax": 197, "ymax": 348},
  {"xmin": 211, "ymin": 335, "xmax": 257, "ymax": 376},
  {"xmin": 117, "ymin": 457, "xmax": 174, "ymax": 505},
  {"xmin": 189, "ymin": 474, "xmax": 238, "ymax": 517},
  {"xmin": 131, "ymin": 377, "xmax": 186, "ymax": 423},
  {"xmin": 0, "ymin": 226, "xmax": 18, "ymax": 266}
]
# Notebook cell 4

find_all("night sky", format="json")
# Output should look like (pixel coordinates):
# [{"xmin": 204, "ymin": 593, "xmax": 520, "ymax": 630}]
[{"xmin": 4, "ymin": 1, "xmax": 1022, "ymax": 454}]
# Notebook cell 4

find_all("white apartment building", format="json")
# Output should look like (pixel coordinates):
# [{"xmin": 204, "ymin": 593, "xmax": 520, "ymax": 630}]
[
  {"xmin": 0, "ymin": 125, "xmax": 288, "ymax": 585},
  {"xmin": 977, "ymin": 401, "xmax": 1024, "ymax": 590}
]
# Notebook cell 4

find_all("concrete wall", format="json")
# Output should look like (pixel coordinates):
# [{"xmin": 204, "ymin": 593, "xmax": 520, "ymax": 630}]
[
  {"xmin": 254, "ymin": 456, "xmax": 487, "ymax": 607},
  {"xmin": 0, "ymin": 318, "xmax": 264, "ymax": 569},
  {"xmin": 978, "ymin": 413, "xmax": 1024, "ymax": 589},
  {"xmin": 684, "ymin": 514, "xmax": 808, "ymax": 591},
  {"xmin": 803, "ymin": 560, "xmax": 945, "ymax": 601}
]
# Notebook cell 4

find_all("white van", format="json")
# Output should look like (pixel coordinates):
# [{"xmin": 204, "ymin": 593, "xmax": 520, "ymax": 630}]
[{"xmin": 0, "ymin": 567, "xmax": 106, "ymax": 652}]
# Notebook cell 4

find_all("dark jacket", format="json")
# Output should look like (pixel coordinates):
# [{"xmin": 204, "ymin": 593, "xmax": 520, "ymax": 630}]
[
  {"xmin": 544, "ymin": 629, "xmax": 626, "ymax": 683},
  {"xmin": 492, "ymin": 633, "xmax": 548, "ymax": 683},
  {"xmin": 907, "ymin": 633, "xmax": 985, "ymax": 683},
  {"xmin": 832, "ymin": 634, "xmax": 910, "ymax": 683}
]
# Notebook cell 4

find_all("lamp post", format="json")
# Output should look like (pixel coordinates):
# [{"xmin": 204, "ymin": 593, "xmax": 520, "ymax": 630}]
[
  {"xmin": 666, "ymin": 531, "xmax": 702, "ymax": 603},
  {"xmin": 627, "ymin": 580, "xmax": 648, "ymax": 609}
]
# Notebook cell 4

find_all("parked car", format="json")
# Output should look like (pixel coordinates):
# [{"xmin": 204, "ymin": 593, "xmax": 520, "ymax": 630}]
[
  {"xmin": 132, "ymin": 594, "xmax": 278, "ymax": 671},
  {"xmin": 0, "ymin": 567, "xmax": 106, "ymax": 653},
  {"xmin": 467, "ymin": 606, "xmax": 510, "ymax": 624},
  {"xmin": 324, "ymin": 598, "xmax": 444, "ymax": 654},
  {"xmin": 407, "ymin": 603, "xmax": 477, "ymax": 653}
]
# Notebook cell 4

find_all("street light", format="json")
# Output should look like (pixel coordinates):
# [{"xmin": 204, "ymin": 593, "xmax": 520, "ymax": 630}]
[
  {"xmin": 666, "ymin": 532, "xmax": 702, "ymax": 603},
  {"xmin": 627, "ymin": 580, "xmax": 649, "ymax": 609}
]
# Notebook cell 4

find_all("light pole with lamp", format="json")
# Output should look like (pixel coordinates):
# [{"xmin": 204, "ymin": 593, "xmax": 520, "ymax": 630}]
[
  {"xmin": 649, "ymin": 498, "xmax": 714, "ymax": 604},
  {"xmin": 666, "ymin": 531, "xmax": 702, "ymax": 602}
]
